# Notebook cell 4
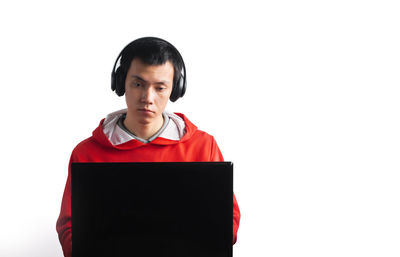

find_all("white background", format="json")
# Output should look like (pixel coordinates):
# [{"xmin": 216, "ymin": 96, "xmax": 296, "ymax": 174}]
[{"xmin": 0, "ymin": 0, "xmax": 399, "ymax": 256}]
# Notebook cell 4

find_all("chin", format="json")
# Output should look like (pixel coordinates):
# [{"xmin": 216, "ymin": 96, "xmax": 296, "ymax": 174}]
[{"xmin": 137, "ymin": 117, "xmax": 154, "ymax": 125}]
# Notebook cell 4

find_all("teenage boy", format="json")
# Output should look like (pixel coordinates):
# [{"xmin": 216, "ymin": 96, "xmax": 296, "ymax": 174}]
[{"xmin": 56, "ymin": 37, "xmax": 240, "ymax": 257}]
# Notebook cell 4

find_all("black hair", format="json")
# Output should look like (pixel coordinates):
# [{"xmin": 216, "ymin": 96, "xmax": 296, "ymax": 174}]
[{"xmin": 118, "ymin": 37, "xmax": 183, "ymax": 87}]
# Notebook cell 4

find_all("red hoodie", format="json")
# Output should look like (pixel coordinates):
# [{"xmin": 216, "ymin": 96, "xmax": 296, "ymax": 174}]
[{"xmin": 56, "ymin": 111, "xmax": 240, "ymax": 257}]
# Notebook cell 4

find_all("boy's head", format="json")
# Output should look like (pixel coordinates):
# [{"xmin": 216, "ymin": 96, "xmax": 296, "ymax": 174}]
[{"xmin": 111, "ymin": 37, "xmax": 186, "ymax": 102}]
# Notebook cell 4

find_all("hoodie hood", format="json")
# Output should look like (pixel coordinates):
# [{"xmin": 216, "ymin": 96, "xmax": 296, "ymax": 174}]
[{"xmin": 92, "ymin": 109, "xmax": 198, "ymax": 150}]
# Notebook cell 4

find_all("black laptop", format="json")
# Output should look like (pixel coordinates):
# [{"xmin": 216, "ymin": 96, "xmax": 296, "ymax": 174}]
[{"xmin": 71, "ymin": 162, "xmax": 233, "ymax": 257}]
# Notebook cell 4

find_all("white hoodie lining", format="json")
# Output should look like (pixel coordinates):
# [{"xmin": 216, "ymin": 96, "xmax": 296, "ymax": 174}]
[
  {"xmin": 102, "ymin": 109, "xmax": 186, "ymax": 146},
  {"xmin": 117, "ymin": 113, "xmax": 170, "ymax": 143}
]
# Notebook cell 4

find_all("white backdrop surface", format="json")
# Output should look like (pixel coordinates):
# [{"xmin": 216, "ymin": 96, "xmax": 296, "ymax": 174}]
[{"xmin": 0, "ymin": 0, "xmax": 399, "ymax": 256}]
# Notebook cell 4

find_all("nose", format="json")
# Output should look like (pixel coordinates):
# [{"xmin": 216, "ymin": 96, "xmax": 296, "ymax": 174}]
[{"xmin": 140, "ymin": 86, "xmax": 154, "ymax": 104}]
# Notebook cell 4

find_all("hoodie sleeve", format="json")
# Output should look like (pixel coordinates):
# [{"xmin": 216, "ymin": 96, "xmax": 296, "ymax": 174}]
[
  {"xmin": 210, "ymin": 137, "xmax": 241, "ymax": 245},
  {"xmin": 56, "ymin": 158, "xmax": 73, "ymax": 257}
]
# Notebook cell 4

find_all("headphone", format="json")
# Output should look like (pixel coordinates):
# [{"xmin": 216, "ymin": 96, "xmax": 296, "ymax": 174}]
[{"xmin": 111, "ymin": 37, "xmax": 187, "ymax": 102}]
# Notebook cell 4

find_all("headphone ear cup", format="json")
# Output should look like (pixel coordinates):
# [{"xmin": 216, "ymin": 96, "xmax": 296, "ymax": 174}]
[
  {"xmin": 170, "ymin": 80, "xmax": 179, "ymax": 103},
  {"xmin": 111, "ymin": 72, "xmax": 117, "ymax": 92},
  {"xmin": 114, "ymin": 67, "xmax": 126, "ymax": 96},
  {"xmin": 170, "ymin": 73, "xmax": 186, "ymax": 102},
  {"xmin": 180, "ymin": 75, "xmax": 187, "ymax": 97}
]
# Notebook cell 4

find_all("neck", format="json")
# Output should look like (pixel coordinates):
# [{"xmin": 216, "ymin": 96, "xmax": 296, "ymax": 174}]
[{"xmin": 123, "ymin": 112, "xmax": 164, "ymax": 140}]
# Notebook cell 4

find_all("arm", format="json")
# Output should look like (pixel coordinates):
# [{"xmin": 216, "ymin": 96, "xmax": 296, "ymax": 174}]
[
  {"xmin": 210, "ymin": 137, "xmax": 241, "ymax": 245},
  {"xmin": 56, "ymin": 159, "xmax": 72, "ymax": 257},
  {"xmin": 232, "ymin": 192, "xmax": 240, "ymax": 244}
]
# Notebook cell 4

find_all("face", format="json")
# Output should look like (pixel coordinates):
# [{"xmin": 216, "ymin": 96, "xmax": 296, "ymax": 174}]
[{"xmin": 124, "ymin": 58, "xmax": 174, "ymax": 126}]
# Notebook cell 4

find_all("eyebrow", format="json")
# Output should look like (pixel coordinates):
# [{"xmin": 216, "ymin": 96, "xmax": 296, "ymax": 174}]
[{"xmin": 131, "ymin": 75, "xmax": 169, "ymax": 85}]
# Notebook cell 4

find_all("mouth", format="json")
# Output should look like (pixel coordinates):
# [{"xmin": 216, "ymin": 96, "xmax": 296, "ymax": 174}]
[{"xmin": 137, "ymin": 108, "xmax": 154, "ymax": 114}]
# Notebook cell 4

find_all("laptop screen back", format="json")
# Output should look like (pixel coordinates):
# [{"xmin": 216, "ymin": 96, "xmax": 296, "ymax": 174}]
[{"xmin": 71, "ymin": 162, "xmax": 233, "ymax": 257}]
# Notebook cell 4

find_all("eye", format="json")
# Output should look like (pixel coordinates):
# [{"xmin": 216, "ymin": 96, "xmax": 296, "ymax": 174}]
[
  {"xmin": 157, "ymin": 87, "xmax": 166, "ymax": 91},
  {"xmin": 132, "ymin": 81, "xmax": 141, "ymax": 87}
]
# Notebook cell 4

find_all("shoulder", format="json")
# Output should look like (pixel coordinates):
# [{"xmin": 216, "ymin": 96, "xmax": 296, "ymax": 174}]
[
  {"xmin": 174, "ymin": 112, "xmax": 219, "ymax": 146},
  {"xmin": 70, "ymin": 136, "xmax": 97, "ymax": 161},
  {"xmin": 171, "ymin": 112, "xmax": 217, "ymax": 141}
]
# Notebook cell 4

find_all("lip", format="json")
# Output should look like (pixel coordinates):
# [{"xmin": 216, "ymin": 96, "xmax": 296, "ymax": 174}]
[{"xmin": 137, "ymin": 108, "xmax": 154, "ymax": 113}]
